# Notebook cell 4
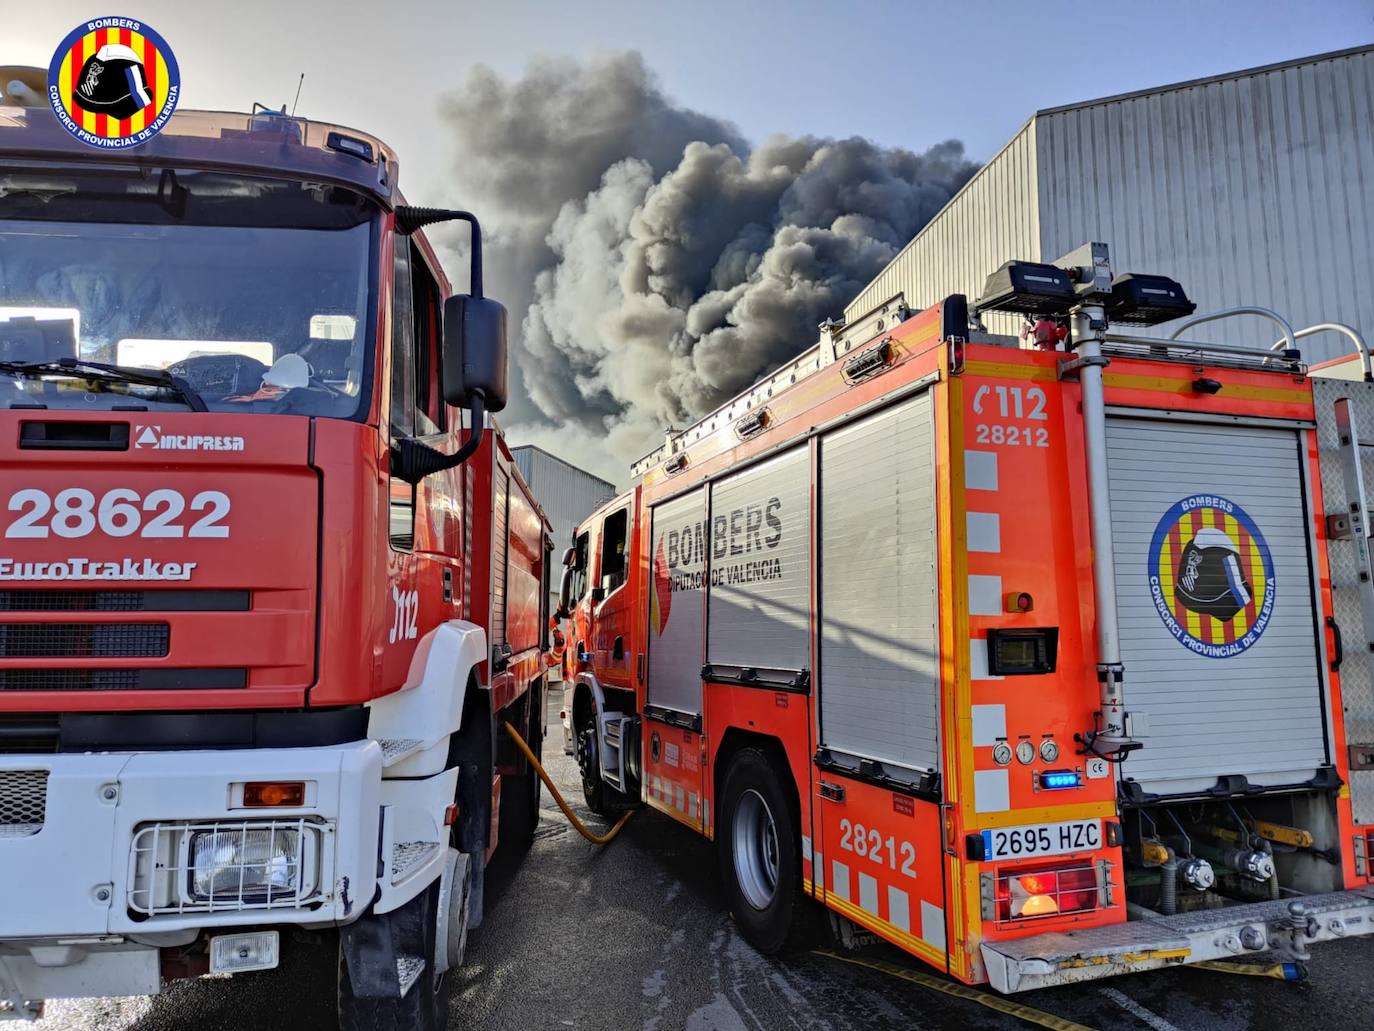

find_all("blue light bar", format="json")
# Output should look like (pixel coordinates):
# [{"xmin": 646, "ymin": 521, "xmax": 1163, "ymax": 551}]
[{"xmin": 1039, "ymin": 770, "xmax": 1081, "ymax": 790}]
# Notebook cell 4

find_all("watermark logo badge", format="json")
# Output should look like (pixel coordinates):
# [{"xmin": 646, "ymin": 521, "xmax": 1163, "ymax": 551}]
[
  {"xmin": 48, "ymin": 17, "xmax": 180, "ymax": 150},
  {"xmin": 1146, "ymin": 494, "xmax": 1275, "ymax": 659}
]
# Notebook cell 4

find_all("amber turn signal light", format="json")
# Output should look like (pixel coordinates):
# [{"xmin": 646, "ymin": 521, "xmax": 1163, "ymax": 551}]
[{"xmin": 243, "ymin": 782, "xmax": 306, "ymax": 808}]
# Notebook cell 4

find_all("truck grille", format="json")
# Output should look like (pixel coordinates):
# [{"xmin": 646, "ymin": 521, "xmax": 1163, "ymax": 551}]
[
  {"xmin": 0, "ymin": 590, "xmax": 249, "ymax": 612},
  {"xmin": 0, "ymin": 668, "xmax": 247, "ymax": 692},
  {"xmin": 0, "ymin": 623, "xmax": 170, "ymax": 659},
  {"xmin": 0, "ymin": 770, "xmax": 48, "ymax": 837}
]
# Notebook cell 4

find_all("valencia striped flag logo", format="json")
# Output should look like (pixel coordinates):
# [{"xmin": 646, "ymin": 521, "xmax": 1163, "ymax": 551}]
[
  {"xmin": 47, "ymin": 17, "xmax": 180, "ymax": 149},
  {"xmin": 1146, "ymin": 495, "xmax": 1276, "ymax": 659}
]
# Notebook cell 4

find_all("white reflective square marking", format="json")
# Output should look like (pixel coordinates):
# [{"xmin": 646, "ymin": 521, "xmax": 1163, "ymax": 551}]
[
  {"xmin": 832, "ymin": 860, "xmax": 851, "ymax": 902},
  {"xmin": 971, "ymin": 704, "xmax": 1006, "ymax": 746},
  {"xmin": 859, "ymin": 873, "xmax": 878, "ymax": 915},
  {"xmin": 968, "ymin": 575, "xmax": 1003, "ymax": 616},
  {"xmin": 967, "ymin": 512, "xmax": 1001, "ymax": 553},
  {"xmin": 974, "ymin": 769, "xmax": 1010, "ymax": 813},
  {"xmin": 965, "ymin": 450, "xmax": 998, "ymax": 491},
  {"xmin": 888, "ymin": 886, "xmax": 911, "ymax": 933},
  {"xmin": 921, "ymin": 901, "xmax": 947, "ymax": 952}
]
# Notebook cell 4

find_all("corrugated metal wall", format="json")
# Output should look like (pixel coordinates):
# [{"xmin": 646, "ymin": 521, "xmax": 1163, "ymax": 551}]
[
  {"xmin": 844, "ymin": 122, "xmax": 1041, "ymax": 339},
  {"xmin": 842, "ymin": 47, "xmax": 1374, "ymax": 363},
  {"xmin": 1037, "ymin": 47, "xmax": 1374, "ymax": 361},
  {"xmin": 512, "ymin": 446, "xmax": 616, "ymax": 600}
]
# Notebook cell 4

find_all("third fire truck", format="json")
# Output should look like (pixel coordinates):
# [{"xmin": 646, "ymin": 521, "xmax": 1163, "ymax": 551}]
[{"xmin": 561, "ymin": 240, "xmax": 1374, "ymax": 991}]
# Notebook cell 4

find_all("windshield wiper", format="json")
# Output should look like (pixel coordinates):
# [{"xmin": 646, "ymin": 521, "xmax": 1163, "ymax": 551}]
[{"xmin": 0, "ymin": 357, "xmax": 208, "ymax": 412}]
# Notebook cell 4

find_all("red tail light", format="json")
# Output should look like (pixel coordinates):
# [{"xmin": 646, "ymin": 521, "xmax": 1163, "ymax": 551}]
[{"xmin": 996, "ymin": 861, "xmax": 1099, "ymax": 922}]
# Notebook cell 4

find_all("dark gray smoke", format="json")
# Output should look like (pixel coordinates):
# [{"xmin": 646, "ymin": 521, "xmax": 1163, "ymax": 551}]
[{"xmin": 440, "ymin": 53, "xmax": 978, "ymax": 481}]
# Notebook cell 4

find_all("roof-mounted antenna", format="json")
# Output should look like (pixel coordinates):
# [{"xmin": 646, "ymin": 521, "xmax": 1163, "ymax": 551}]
[{"xmin": 290, "ymin": 73, "xmax": 304, "ymax": 117}]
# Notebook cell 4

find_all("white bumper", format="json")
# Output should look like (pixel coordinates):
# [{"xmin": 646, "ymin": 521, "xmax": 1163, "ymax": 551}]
[{"xmin": 0, "ymin": 742, "xmax": 383, "ymax": 1010}]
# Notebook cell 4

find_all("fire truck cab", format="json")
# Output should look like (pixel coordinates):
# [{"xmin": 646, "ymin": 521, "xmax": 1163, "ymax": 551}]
[
  {"xmin": 0, "ymin": 101, "xmax": 551, "ymax": 1027},
  {"xmin": 561, "ymin": 240, "xmax": 1374, "ymax": 992}
]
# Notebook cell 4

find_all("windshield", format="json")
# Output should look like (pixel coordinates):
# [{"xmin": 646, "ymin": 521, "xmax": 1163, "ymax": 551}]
[{"xmin": 0, "ymin": 167, "xmax": 378, "ymax": 417}]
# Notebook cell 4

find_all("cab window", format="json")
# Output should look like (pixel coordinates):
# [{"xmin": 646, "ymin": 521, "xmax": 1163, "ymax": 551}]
[
  {"xmin": 599, "ymin": 508, "xmax": 629, "ymax": 594},
  {"xmin": 570, "ymin": 531, "xmax": 590, "ymax": 602},
  {"xmin": 387, "ymin": 237, "xmax": 446, "ymax": 551}
]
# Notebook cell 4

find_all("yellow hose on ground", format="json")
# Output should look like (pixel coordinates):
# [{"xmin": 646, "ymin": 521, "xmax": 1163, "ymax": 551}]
[
  {"xmin": 813, "ymin": 951, "xmax": 1099, "ymax": 1031},
  {"xmin": 503, "ymin": 720, "xmax": 633, "ymax": 846},
  {"xmin": 1193, "ymin": 959, "xmax": 1299, "ymax": 980}
]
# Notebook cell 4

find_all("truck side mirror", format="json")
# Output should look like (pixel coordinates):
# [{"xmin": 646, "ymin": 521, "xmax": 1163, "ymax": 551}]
[
  {"xmin": 390, "ymin": 206, "xmax": 510, "ymax": 483},
  {"xmin": 442, "ymin": 294, "xmax": 508, "ymax": 412}
]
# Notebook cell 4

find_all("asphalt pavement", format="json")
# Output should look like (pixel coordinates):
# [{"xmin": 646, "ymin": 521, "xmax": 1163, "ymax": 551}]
[{"xmin": 37, "ymin": 692, "xmax": 1374, "ymax": 1030}]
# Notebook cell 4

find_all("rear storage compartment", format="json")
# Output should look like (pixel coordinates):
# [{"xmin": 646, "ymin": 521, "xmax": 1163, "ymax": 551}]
[{"xmin": 1103, "ymin": 413, "xmax": 1346, "ymax": 917}]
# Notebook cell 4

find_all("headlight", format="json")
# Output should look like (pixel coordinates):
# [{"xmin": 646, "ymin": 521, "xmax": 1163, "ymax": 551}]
[
  {"xmin": 129, "ymin": 819, "xmax": 325, "ymax": 915},
  {"xmin": 191, "ymin": 827, "xmax": 301, "ymax": 901}
]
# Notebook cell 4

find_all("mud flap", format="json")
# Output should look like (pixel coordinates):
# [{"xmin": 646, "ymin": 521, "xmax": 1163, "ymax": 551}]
[{"xmin": 340, "ymin": 885, "xmax": 436, "ymax": 999}]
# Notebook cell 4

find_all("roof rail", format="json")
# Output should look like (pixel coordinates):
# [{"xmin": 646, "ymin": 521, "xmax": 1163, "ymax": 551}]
[
  {"xmin": 1272, "ymin": 323, "xmax": 1371, "ymax": 382},
  {"xmin": 1169, "ymin": 307, "xmax": 1298, "ymax": 353}
]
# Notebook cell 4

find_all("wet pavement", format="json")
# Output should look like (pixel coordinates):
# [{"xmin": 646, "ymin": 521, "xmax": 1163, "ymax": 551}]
[{"xmin": 38, "ymin": 693, "xmax": 1374, "ymax": 1030}]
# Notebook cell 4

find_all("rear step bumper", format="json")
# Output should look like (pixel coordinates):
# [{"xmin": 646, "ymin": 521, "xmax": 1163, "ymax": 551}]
[{"xmin": 981, "ymin": 888, "xmax": 1374, "ymax": 993}]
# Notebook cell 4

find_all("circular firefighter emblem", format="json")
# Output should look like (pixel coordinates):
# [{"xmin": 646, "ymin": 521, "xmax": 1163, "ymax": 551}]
[
  {"xmin": 47, "ymin": 18, "xmax": 180, "ymax": 149},
  {"xmin": 1147, "ymin": 495, "xmax": 1275, "ymax": 658}
]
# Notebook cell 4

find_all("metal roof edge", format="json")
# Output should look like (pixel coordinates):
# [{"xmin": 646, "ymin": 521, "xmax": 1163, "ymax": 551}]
[
  {"xmin": 510, "ymin": 443, "xmax": 616, "ymax": 490},
  {"xmin": 842, "ymin": 116, "xmax": 1037, "ymax": 316},
  {"xmin": 1034, "ymin": 44, "xmax": 1374, "ymax": 118}
]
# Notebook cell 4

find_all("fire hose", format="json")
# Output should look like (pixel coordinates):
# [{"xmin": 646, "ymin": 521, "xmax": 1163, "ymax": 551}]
[{"xmin": 503, "ymin": 720, "xmax": 634, "ymax": 846}]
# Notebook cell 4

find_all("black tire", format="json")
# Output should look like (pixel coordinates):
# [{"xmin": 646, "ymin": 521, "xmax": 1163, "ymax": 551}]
[
  {"xmin": 717, "ymin": 747, "xmax": 814, "ymax": 955},
  {"xmin": 576, "ymin": 710, "xmax": 611, "ymax": 816},
  {"xmin": 499, "ymin": 700, "xmax": 543, "ymax": 853},
  {"xmin": 338, "ymin": 883, "xmax": 449, "ymax": 1031}
]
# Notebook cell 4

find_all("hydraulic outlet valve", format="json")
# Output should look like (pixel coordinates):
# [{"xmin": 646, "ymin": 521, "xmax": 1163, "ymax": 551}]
[
  {"xmin": 1180, "ymin": 857, "xmax": 1216, "ymax": 892},
  {"xmin": 1223, "ymin": 848, "xmax": 1276, "ymax": 883}
]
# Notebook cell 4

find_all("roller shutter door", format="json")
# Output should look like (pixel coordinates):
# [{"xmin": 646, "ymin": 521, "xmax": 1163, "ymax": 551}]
[
  {"xmin": 1106, "ymin": 417, "xmax": 1328, "ymax": 797},
  {"xmin": 819, "ymin": 392, "xmax": 940, "ymax": 776}
]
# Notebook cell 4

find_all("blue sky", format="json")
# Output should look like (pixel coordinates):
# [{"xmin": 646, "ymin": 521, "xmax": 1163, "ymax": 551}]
[{"xmin": 9, "ymin": 0, "xmax": 1370, "ymax": 202}]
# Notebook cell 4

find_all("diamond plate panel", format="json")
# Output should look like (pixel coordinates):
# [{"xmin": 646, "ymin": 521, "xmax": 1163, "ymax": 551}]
[{"xmin": 1313, "ymin": 377, "xmax": 1374, "ymax": 823}]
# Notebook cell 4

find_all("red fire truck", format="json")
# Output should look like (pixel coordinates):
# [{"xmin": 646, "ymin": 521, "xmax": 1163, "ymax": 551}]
[
  {"xmin": 560, "ymin": 240, "xmax": 1374, "ymax": 991},
  {"xmin": 0, "ymin": 101, "xmax": 552, "ymax": 1027}
]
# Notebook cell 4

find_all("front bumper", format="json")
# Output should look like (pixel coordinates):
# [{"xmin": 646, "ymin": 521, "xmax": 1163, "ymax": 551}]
[
  {"xmin": 0, "ymin": 741, "xmax": 382, "ymax": 1011},
  {"xmin": 981, "ymin": 887, "xmax": 1374, "ymax": 992}
]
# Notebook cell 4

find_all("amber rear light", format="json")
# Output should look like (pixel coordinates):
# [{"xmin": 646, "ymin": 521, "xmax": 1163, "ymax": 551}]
[
  {"xmin": 242, "ymin": 782, "xmax": 306, "ymax": 808},
  {"xmin": 995, "ymin": 861, "xmax": 1098, "ymax": 922}
]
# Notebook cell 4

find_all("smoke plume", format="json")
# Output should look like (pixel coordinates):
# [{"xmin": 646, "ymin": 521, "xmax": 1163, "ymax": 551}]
[{"xmin": 440, "ymin": 53, "xmax": 978, "ymax": 484}]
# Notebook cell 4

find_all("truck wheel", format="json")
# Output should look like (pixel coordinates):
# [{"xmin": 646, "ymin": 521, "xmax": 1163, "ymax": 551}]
[
  {"xmin": 499, "ymin": 703, "xmax": 542, "ymax": 853},
  {"xmin": 338, "ymin": 883, "xmax": 449, "ymax": 1031},
  {"xmin": 717, "ymin": 747, "xmax": 812, "ymax": 955},
  {"xmin": 576, "ymin": 713, "xmax": 611, "ymax": 816}
]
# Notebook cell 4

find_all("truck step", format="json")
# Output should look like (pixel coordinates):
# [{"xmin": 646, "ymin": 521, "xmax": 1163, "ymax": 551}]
[
  {"xmin": 390, "ymin": 840, "xmax": 441, "ymax": 883},
  {"xmin": 396, "ymin": 955, "xmax": 425, "ymax": 998},
  {"xmin": 378, "ymin": 738, "xmax": 425, "ymax": 767},
  {"xmin": 982, "ymin": 888, "xmax": 1374, "ymax": 992}
]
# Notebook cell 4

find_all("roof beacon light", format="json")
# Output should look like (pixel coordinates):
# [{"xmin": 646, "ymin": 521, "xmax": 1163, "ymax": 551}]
[
  {"xmin": 1105, "ymin": 272, "xmax": 1196, "ymax": 326},
  {"xmin": 975, "ymin": 261, "xmax": 1076, "ymax": 317}
]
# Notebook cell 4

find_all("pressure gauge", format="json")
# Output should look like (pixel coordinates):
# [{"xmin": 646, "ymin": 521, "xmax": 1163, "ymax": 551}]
[
  {"xmin": 992, "ymin": 742, "xmax": 1013, "ymax": 766},
  {"xmin": 1015, "ymin": 741, "xmax": 1036, "ymax": 765},
  {"xmin": 1039, "ymin": 739, "xmax": 1060, "ymax": 763}
]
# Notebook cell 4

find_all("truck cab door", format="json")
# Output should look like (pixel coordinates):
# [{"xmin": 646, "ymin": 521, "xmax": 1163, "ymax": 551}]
[{"xmin": 589, "ymin": 501, "xmax": 635, "ymax": 690}]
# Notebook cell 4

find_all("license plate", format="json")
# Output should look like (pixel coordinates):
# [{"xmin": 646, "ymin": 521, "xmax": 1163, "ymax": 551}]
[{"xmin": 982, "ymin": 818, "xmax": 1102, "ymax": 860}]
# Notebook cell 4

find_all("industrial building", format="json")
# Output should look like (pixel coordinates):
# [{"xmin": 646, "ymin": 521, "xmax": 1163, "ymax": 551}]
[
  {"xmin": 512, "ymin": 444, "xmax": 616, "ymax": 613},
  {"xmin": 845, "ymin": 45, "xmax": 1373, "ymax": 361}
]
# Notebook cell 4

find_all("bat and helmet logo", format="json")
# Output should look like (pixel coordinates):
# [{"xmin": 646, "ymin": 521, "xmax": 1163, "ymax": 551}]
[
  {"xmin": 1147, "ymin": 495, "xmax": 1276, "ymax": 658},
  {"xmin": 47, "ymin": 17, "xmax": 180, "ymax": 149}
]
